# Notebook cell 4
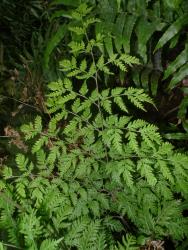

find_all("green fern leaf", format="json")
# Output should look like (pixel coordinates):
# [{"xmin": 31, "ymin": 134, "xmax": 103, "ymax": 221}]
[
  {"xmin": 137, "ymin": 159, "xmax": 157, "ymax": 186},
  {"xmin": 115, "ymin": 235, "xmax": 138, "ymax": 250},
  {"xmin": 102, "ymin": 99, "xmax": 112, "ymax": 114},
  {"xmin": 2, "ymin": 167, "xmax": 12, "ymax": 180},
  {"xmin": 97, "ymin": 55, "xmax": 105, "ymax": 69},
  {"xmin": 84, "ymin": 17, "xmax": 101, "ymax": 29},
  {"xmin": 112, "ymin": 129, "xmax": 123, "ymax": 153},
  {"xmin": 16, "ymin": 154, "xmax": 28, "ymax": 172},
  {"xmin": 120, "ymin": 54, "xmax": 140, "ymax": 66},
  {"xmin": 16, "ymin": 182, "xmax": 26, "ymax": 199},
  {"xmin": 67, "ymin": 69, "xmax": 81, "ymax": 77},
  {"xmin": 32, "ymin": 136, "xmax": 48, "ymax": 154},
  {"xmin": 80, "ymin": 59, "xmax": 87, "ymax": 71},
  {"xmin": 47, "ymin": 146, "xmax": 60, "ymax": 165},
  {"xmin": 114, "ymin": 96, "xmax": 128, "ymax": 112},
  {"xmin": 68, "ymin": 41, "xmax": 85, "ymax": 54},
  {"xmin": 57, "ymin": 93, "xmax": 76, "ymax": 105},
  {"xmin": 157, "ymin": 160, "xmax": 174, "ymax": 183},
  {"xmin": 48, "ymin": 79, "xmax": 63, "ymax": 91},
  {"xmin": 139, "ymin": 124, "xmax": 161, "ymax": 147},
  {"xmin": 79, "ymin": 82, "xmax": 88, "ymax": 95},
  {"xmin": 111, "ymin": 87, "xmax": 124, "ymax": 96},
  {"xmin": 40, "ymin": 238, "xmax": 63, "ymax": 250},
  {"xmin": 114, "ymin": 60, "xmax": 127, "ymax": 71},
  {"xmin": 126, "ymin": 88, "xmax": 153, "ymax": 110},
  {"xmin": 127, "ymin": 131, "xmax": 139, "ymax": 153},
  {"xmin": 69, "ymin": 26, "xmax": 85, "ymax": 35},
  {"xmin": 34, "ymin": 116, "xmax": 43, "ymax": 133},
  {"xmin": 118, "ymin": 116, "xmax": 132, "ymax": 128}
]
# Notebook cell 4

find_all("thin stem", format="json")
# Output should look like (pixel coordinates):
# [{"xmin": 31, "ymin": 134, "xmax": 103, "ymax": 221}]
[
  {"xmin": 0, "ymin": 95, "xmax": 38, "ymax": 110},
  {"xmin": 85, "ymin": 31, "xmax": 109, "ymax": 162},
  {"xmin": 74, "ymin": 91, "xmax": 99, "ymax": 108},
  {"xmin": 1, "ymin": 242, "xmax": 23, "ymax": 249},
  {"xmin": 163, "ymin": 106, "xmax": 179, "ymax": 118},
  {"xmin": 0, "ymin": 136, "xmax": 16, "ymax": 138},
  {"xmin": 66, "ymin": 110, "xmax": 100, "ymax": 132}
]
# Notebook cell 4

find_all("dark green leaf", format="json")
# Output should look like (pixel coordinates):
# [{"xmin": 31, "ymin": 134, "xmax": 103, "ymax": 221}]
[
  {"xmin": 44, "ymin": 24, "xmax": 67, "ymax": 69},
  {"xmin": 169, "ymin": 62, "xmax": 188, "ymax": 89},
  {"xmin": 122, "ymin": 14, "xmax": 137, "ymax": 53},
  {"xmin": 163, "ymin": 44, "xmax": 188, "ymax": 80},
  {"xmin": 154, "ymin": 14, "xmax": 188, "ymax": 51},
  {"xmin": 50, "ymin": 0, "xmax": 79, "ymax": 7},
  {"xmin": 164, "ymin": 133, "xmax": 188, "ymax": 140}
]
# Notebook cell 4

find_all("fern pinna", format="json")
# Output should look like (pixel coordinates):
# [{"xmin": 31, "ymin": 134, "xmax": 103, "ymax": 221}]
[{"xmin": 0, "ymin": 3, "xmax": 188, "ymax": 250}]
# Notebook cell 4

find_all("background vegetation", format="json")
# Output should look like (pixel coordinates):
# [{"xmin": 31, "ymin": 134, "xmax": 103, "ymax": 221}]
[{"xmin": 0, "ymin": 0, "xmax": 188, "ymax": 249}]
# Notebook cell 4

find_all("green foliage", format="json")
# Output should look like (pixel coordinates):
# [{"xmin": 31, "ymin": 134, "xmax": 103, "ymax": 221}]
[
  {"xmin": 100, "ymin": 0, "xmax": 188, "ymax": 92},
  {"xmin": 44, "ymin": 0, "xmax": 188, "ymax": 113},
  {"xmin": 0, "ymin": 4, "xmax": 188, "ymax": 249},
  {"xmin": 114, "ymin": 235, "xmax": 138, "ymax": 250}
]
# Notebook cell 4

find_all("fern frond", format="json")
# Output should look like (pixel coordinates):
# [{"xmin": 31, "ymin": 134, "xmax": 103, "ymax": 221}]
[
  {"xmin": 69, "ymin": 26, "xmax": 85, "ymax": 35},
  {"xmin": 126, "ymin": 88, "xmax": 154, "ymax": 110},
  {"xmin": 80, "ymin": 59, "xmax": 87, "ymax": 71},
  {"xmin": 137, "ymin": 159, "xmax": 157, "ymax": 186},
  {"xmin": 47, "ymin": 146, "xmax": 60, "ymax": 165},
  {"xmin": 114, "ymin": 96, "xmax": 128, "ymax": 112},
  {"xmin": 19, "ymin": 210, "xmax": 43, "ymax": 247},
  {"xmin": 34, "ymin": 116, "xmax": 43, "ymax": 133},
  {"xmin": 127, "ymin": 131, "xmax": 139, "ymax": 153},
  {"xmin": 40, "ymin": 238, "xmax": 63, "ymax": 250},
  {"xmin": 16, "ymin": 182, "xmax": 26, "ymax": 199},
  {"xmin": 101, "ymin": 99, "xmax": 112, "ymax": 114},
  {"xmin": 115, "ymin": 235, "xmax": 138, "ymax": 250},
  {"xmin": 139, "ymin": 124, "xmax": 161, "ymax": 147},
  {"xmin": 16, "ymin": 154, "xmax": 29, "ymax": 172},
  {"xmin": 112, "ymin": 129, "xmax": 123, "ymax": 153},
  {"xmin": 79, "ymin": 82, "xmax": 88, "ymax": 95},
  {"xmin": 68, "ymin": 41, "xmax": 85, "ymax": 54},
  {"xmin": 32, "ymin": 136, "xmax": 48, "ymax": 154},
  {"xmin": 120, "ymin": 54, "xmax": 140, "ymax": 66},
  {"xmin": 157, "ymin": 160, "xmax": 174, "ymax": 183}
]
